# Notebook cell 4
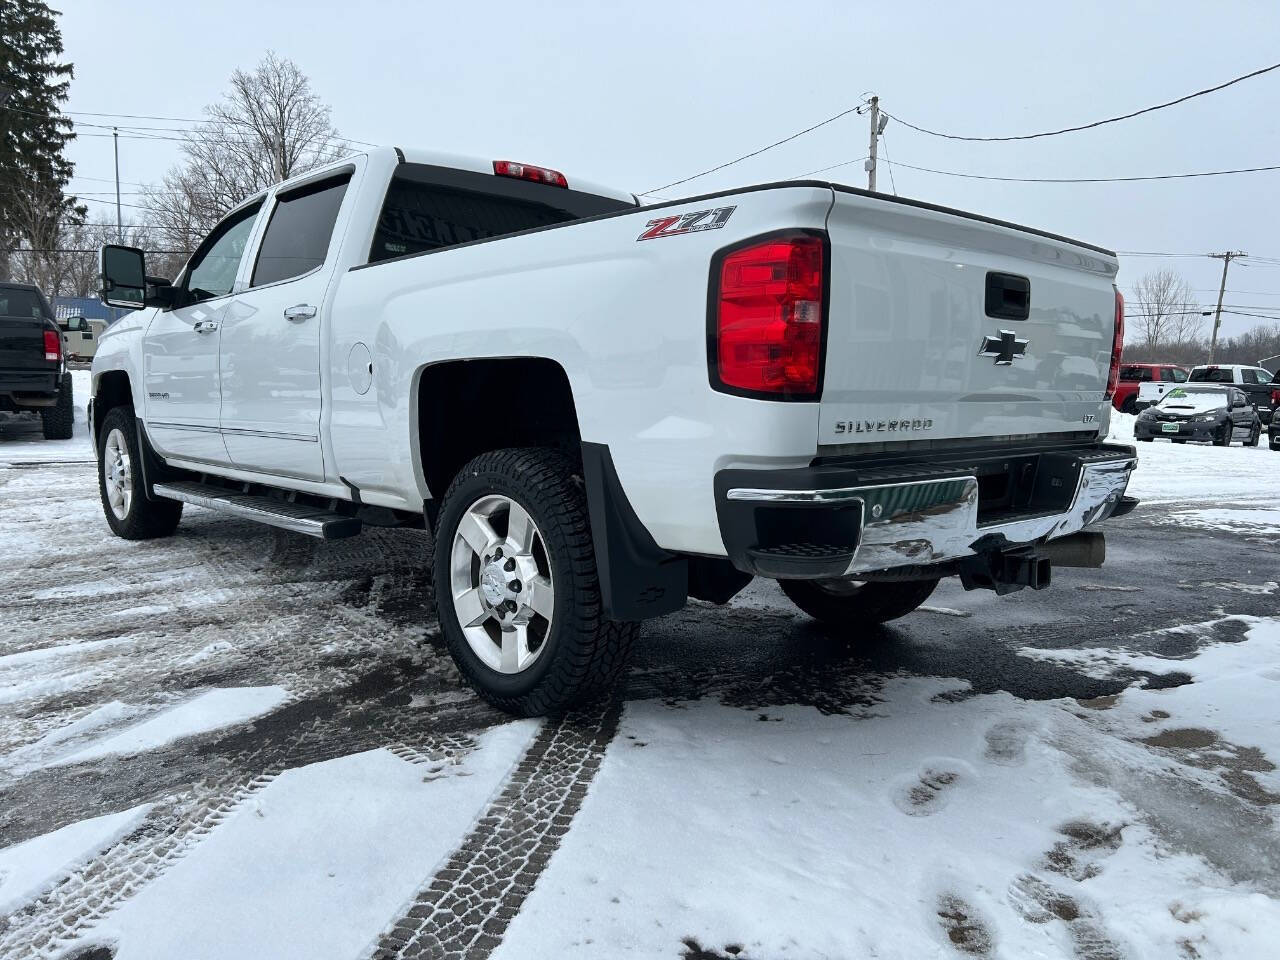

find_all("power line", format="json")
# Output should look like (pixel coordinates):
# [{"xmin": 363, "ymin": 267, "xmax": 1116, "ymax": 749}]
[
  {"xmin": 884, "ymin": 60, "xmax": 1280, "ymax": 142},
  {"xmin": 786, "ymin": 156, "xmax": 868, "ymax": 180},
  {"xmin": 881, "ymin": 158, "xmax": 1280, "ymax": 184},
  {"xmin": 639, "ymin": 98, "xmax": 872, "ymax": 196}
]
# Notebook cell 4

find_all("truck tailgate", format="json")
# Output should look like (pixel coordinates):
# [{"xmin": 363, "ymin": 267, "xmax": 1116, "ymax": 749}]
[
  {"xmin": 818, "ymin": 189, "xmax": 1119, "ymax": 447},
  {"xmin": 0, "ymin": 316, "xmax": 52, "ymax": 373}
]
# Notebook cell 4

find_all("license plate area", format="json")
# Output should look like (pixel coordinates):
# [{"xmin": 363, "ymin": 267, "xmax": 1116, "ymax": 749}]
[{"xmin": 1161, "ymin": 422, "xmax": 1179, "ymax": 433}]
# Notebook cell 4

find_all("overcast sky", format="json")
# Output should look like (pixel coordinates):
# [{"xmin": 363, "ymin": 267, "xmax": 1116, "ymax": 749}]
[{"xmin": 56, "ymin": 0, "xmax": 1280, "ymax": 339}]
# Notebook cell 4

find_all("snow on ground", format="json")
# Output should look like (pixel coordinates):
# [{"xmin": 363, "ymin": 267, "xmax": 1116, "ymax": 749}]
[
  {"xmin": 0, "ymin": 369, "xmax": 94, "ymax": 465},
  {"xmin": 498, "ymin": 625, "xmax": 1280, "ymax": 960},
  {"xmin": 54, "ymin": 686, "xmax": 289, "ymax": 766},
  {"xmin": 0, "ymin": 805, "xmax": 152, "ymax": 916},
  {"xmin": 91, "ymin": 723, "xmax": 536, "ymax": 960},
  {"xmin": 1109, "ymin": 411, "xmax": 1277, "ymax": 505}
]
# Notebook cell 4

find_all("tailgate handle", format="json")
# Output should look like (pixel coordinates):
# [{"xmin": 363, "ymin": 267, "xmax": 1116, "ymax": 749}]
[{"xmin": 985, "ymin": 273, "xmax": 1030, "ymax": 321}]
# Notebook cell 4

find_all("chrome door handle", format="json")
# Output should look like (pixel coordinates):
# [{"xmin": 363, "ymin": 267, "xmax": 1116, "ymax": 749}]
[
  {"xmin": 193, "ymin": 319, "xmax": 219, "ymax": 334},
  {"xmin": 284, "ymin": 304, "xmax": 317, "ymax": 323}
]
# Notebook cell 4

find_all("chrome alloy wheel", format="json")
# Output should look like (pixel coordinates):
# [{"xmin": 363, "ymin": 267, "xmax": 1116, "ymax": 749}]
[
  {"xmin": 449, "ymin": 493, "xmax": 554, "ymax": 674},
  {"xmin": 103, "ymin": 427, "xmax": 133, "ymax": 521}
]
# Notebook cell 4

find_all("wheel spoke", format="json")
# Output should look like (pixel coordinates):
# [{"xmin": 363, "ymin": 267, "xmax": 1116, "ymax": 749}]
[
  {"xmin": 527, "ymin": 575, "xmax": 554, "ymax": 620},
  {"xmin": 506, "ymin": 502, "xmax": 536, "ymax": 553},
  {"xmin": 454, "ymin": 587, "xmax": 489, "ymax": 628},
  {"xmin": 456, "ymin": 510, "xmax": 499, "ymax": 556},
  {"xmin": 500, "ymin": 623, "xmax": 531, "ymax": 673}
]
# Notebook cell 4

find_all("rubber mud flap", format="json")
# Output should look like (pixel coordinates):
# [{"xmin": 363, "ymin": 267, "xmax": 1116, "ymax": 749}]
[{"xmin": 580, "ymin": 442, "xmax": 687, "ymax": 620}]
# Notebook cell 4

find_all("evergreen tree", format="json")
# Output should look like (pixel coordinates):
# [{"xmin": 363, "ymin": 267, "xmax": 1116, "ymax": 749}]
[{"xmin": 0, "ymin": 0, "xmax": 78, "ymax": 283}]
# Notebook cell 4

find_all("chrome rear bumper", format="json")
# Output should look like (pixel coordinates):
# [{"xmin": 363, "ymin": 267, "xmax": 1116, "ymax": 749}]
[{"xmin": 715, "ymin": 444, "xmax": 1138, "ymax": 579}]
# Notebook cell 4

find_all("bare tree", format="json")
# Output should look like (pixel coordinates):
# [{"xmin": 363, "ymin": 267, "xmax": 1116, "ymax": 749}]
[
  {"xmin": 144, "ymin": 52, "xmax": 346, "ymax": 252},
  {"xmin": 1131, "ymin": 269, "xmax": 1202, "ymax": 351}
]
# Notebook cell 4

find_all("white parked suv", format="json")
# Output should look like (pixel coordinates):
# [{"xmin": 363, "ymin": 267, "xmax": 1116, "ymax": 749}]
[{"xmin": 92, "ymin": 147, "xmax": 1138, "ymax": 714}]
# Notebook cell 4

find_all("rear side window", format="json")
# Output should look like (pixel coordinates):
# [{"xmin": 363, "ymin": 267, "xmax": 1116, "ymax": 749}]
[
  {"xmin": 368, "ymin": 163, "xmax": 633, "ymax": 264},
  {"xmin": 1169, "ymin": 367, "xmax": 1188, "ymax": 382},
  {"xmin": 1120, "ymin": 365, "xmax": 1151, "ymax": 382},
  {"xmin": 1189, "ymin": 368, "xmax": 1232, "ymax": 383},
  {"xmin": 1241, "ymin": 368, "xmax": 1258, "ymax": 384},
  {"xmin": 252, "ymin": 173, "xmax": 352, "ymax": 287}
]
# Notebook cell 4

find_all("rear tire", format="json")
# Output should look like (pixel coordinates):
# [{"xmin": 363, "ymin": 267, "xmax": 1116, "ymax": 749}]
[
  {"xmin": 432, "ymin": 447, "xmax": 637, "ymax": 716},
  {"xmin": 40, "ymin": 373, "xmax": 74, "ymax": 440},
  {"xmin": 1120, "ymin": 396, "xmax": 1137, "ymax": 415},
  {"xmin": 97, "ymin": 406, "xmax": 183, "ymax": 540},
  {"xmin": 1172, "ymin": 438, "xmax": 1187, "ymax": 444},
  {"xmin": 780, "ymin": 577, "xmax": 939, "ymax": 626}
]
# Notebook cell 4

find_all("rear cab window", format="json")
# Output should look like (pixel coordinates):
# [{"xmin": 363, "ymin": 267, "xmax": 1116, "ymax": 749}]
[
  {"xmin": 1189, "ymin": 367, "xmax": 1234, "ymax": 384},
  {"xmin": 1120, "ymin": 365, "xmax": 1152, "ymax": 382},
  {"xmin": 0, "ymin": 287, "xmax": 53, "ymax": 321},
  {"xmin": 367, "ymin": 163, "xmax": 634, "ymax": 264}
]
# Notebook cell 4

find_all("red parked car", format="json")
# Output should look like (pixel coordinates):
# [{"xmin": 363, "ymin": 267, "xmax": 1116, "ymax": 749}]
[{"xmin": 1113, "ymin": 363, "xmax": 1188, "ymax": 414}]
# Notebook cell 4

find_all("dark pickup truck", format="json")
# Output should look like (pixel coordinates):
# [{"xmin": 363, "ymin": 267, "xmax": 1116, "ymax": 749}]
[{"xmin": 0, "ymin": 282, "xmax": 74, "ymax": 440}]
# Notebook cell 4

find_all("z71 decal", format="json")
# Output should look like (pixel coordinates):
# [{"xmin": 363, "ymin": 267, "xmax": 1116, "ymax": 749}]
[{"xmin": 636, "ymin": 205, "xmax": 736, "ymax": 241}]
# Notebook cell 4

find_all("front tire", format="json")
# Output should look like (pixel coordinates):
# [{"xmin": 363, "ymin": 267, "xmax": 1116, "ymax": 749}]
[
  {"xmin": 97, "ymin": 407, "xmax": 183, "ymax": 540},
  {"xmin": 1214, "ymin": 423, "xmax": 1231, "ymax": 447},
  {"xmin": 40, "ymin": 373, "xmax": 74, "ymax": 440},
  {"xmin": 1245, "ymin": 423, "xmax": 1261, "ymax": 447},
  {"xmin": 780, "ymin": 577, "xmax": 939, "ymax": 626},
  {"xmin": 432, "ymin": 448, "xmax": 637, "ymax": 716}
]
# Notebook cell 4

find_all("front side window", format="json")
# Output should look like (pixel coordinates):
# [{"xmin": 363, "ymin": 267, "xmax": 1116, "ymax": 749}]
[
  {"xmin": 368, "ymin": 163, "xmax": 633, "ymax": 264},
  {"xmin": 251, "ymin": 174, "xmax": 351, "ymax": 287},
  {"xmin": 185, "ymin": 203, "xmax": 263, "ymax": 303},
  {"xmin": 1257, "ymin": 368, "xmax": 1274, "ymax": 384},
  {"xmin": 1120, "ymin": 365, "xmax": 1151, "ymax": 382}
]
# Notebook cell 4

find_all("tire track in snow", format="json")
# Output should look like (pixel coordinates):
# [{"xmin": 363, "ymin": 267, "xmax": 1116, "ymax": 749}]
[{"xmin": 368, "ymin": 699, "xmax": 620, "ymax": 960}]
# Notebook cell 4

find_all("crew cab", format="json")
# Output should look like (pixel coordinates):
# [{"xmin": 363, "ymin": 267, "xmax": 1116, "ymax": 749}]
[
  {"xmin": 92, "ymin": 147, "xmax": 1137, "ymax": 715},
  {"xmin": 0, "ymin": 282, "xmax": 74, "ymax": 439},
  {"xmin": 1184, "ymin": 364, "xmax": 1276, "ymax": 424},
  {"xmin": 1116, "ymin": 362, "xmax": 1186, "ymax": 414}
]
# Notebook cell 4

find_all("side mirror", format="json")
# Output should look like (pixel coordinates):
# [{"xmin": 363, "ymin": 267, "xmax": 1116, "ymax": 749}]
[{"xmin": 100, "ymin": 245, "xmax": 147, "ymax": 309}]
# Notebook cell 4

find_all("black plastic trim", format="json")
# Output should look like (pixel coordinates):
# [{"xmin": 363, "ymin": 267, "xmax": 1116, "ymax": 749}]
[
  {"xmin": 985, "ymin": 272, "xmax": 1031, "ymax": 321},
  {"xmin": 393, "ymin": 146, "xmax": 405, "ymax": 164},
  {"xmin": 580, "ymin": 442, "xmax": 687, "ymax": 620},
  {"xmin": 705, "ymin": 228, "xmax": 831, "ymax": 403}
]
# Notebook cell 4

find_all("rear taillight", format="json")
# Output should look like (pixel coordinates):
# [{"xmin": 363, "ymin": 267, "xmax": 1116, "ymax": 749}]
[
  {"xmin": 711, "ymin": 232, "xmax": 826, "ymax": 398},
  {"xmin": 492, "ymin": 160, "xmax": 568, "ymax": 188},
  {"xmin": 1104, "ymin": 289, "xmax": 1124, "ymax": 400},
  {"xmin": 43, "ymin": 329, "xmax": 61, "ymax": 363},
  {"xmin": 1271, "ymin": 388, "xmax": 1280, "ymax": 406}
]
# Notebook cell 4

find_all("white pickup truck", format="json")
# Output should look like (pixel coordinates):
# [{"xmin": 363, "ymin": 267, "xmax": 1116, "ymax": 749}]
[{"xmin": 93, "ymin": 147, "xmax": 1137, "ymax": 715}]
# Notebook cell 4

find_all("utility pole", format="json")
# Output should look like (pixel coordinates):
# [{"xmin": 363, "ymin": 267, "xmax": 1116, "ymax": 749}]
[
  {"xmin": 1207, "ymin": 251, "xmax": 1246, "ymax": 363},
  {"xmin": 865, "ymin": 97, "xmax": 880, "ymax": 192},
  {"xmin": 112, "ymin": 127, "xmax": 123, "ymax": 243}
]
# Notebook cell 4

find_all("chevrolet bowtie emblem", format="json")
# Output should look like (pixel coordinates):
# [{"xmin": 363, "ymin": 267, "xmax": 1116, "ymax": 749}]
[{"xmin": 978, "ymin": 329, "xmax": 1029, "ymax": 365}]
